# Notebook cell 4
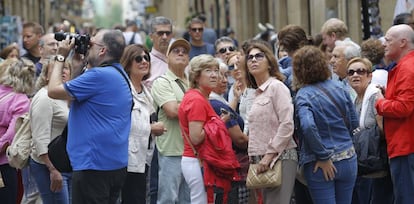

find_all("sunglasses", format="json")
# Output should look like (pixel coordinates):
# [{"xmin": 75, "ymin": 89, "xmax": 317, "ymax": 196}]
[
  {"xmin": 247, "ymin": 52, "xmax": 265, "ymax": 62},
  {"xmin": 347, "ymin": 69, "xmax": 368, "ymax": 76},
  {"xmin": 135, "ymin": 55, "xmax": 150, "ymax": 63},
  {"xmin": 191, "ymin": 28, "xmax": 204, "ymax": 32},
  {"xmin": 218, "ymin": 46, "xmax": 236, "ymax": 54},
  {"xmin": 155, "ymin": 31, "xmax": 172, "ymax": 36},
  {"xmin": 228, "ymin": 64, "xmax": 235, "ymax": 71},
  {"xmin": 171, "ymin": 47, "xmax": 188, "ymax": 55}
]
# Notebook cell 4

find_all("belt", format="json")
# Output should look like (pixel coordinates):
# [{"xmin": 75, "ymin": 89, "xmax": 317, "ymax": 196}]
[
  {"xmin": 331, "ymin": 146, "xmax": 355, "ymax": 162},
  {"xmin": 249, "ymin": 149, "xmax": 298, "ymax": 164}
]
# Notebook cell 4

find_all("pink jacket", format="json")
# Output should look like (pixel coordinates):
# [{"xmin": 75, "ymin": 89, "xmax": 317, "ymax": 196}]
[
  {"xmin": 248, "ymin": 78, "xmax": 297, "ymax": 160},
  {"xmin": 0, "ymin": 85, "xmax": 31, "ymax": 165}
]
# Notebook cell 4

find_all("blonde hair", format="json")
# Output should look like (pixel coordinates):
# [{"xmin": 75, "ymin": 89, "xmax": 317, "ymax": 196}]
[
  {"xmin": 346, "ymin": 57, "xmax": 373, "ymax": 73},
  {"xmin": 0, "ymin": 58, "xmax": 36, "ymax": 94},
  {"xmin": 321, "ymin": 18, "xmax": 348, "ymax": 39},
  {"xmin": 189, "ymin": 54, "xmax": 219, "ymax": 89}
]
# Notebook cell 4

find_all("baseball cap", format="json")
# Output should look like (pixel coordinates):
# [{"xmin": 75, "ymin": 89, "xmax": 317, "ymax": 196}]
[{"xmin": 167, "ymin": 38, "xmax": 191, "ymax": 56}]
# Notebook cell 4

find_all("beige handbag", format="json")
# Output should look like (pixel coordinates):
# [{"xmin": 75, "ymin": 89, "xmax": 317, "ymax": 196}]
[{"xmin": 246, "ymin": 159, "xmax": 282, "ymax": 189}]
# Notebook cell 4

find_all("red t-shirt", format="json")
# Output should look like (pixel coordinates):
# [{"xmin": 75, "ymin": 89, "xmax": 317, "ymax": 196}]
[{"xmin": 178, "ymin": 89, "xmax": 218, "ymax": 157}]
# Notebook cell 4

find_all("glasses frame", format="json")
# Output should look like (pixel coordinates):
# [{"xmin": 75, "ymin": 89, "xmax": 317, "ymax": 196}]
[
  {"xmin": 191, "ymin": 27, "xmax": 204, "ymax": 32},
  {"xmin": 218, "ymin": 46, "xmax": 236, "ymax": 54},
  {"xmin": 347, "ymin": 68, "xmax": 368, "ymax": 76},
  {"xmin": 135, "ymin": 54, "xmax": 150, "ymax": 63},
  {"xmin": 247, "ymin": 52, "xmax": 265, "ymax": 62},
  {"xmin": 155, "ymin": 31, "xmax": 172, "ymax": 36},
  {"xmin": 171, "ymin": 47, "xmax": 188, "ymax": 55}
]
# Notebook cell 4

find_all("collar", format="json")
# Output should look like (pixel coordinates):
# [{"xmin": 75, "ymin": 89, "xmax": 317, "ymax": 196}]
[
  {"xmin": 151, "ymin": 49, "xmax": 167, "ymax": 63},
  {"xmin": 257, "ymin": 77, "xmax": 273, "ymax": 92}
]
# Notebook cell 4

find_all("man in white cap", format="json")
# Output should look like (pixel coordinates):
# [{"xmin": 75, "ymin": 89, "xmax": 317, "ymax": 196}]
[{"xmin": 151, "ymin": 38, "xmax": 191, "ymax": 204}]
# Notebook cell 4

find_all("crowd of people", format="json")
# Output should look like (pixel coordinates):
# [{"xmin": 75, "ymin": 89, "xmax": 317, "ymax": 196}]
[{"xmin": 0, "ymin": 11, "xmax": 414, "ymax": 204}]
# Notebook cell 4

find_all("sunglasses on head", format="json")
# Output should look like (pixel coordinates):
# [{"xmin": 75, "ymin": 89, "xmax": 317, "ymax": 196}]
[
  {"xmin": 155, "ymin": 31, "xmax": 172, "ymax": 36},
  {"xmin": 347, "ymin": 68, "xmax": 368, "ymax": 76},
  {"xmin": 135, "ymin": 55, "xmax": 150, "ymax": 63},
  {"xmin": 247, "ymin": 52, "xmax": 265, "ymax": 62},
  {"xmin": 191, "ymin": 27, "xmax": 204, "ymax": 32},
  {"xmin": 218, "ymin": 46, "xmax": 236, "ymax": 54}
]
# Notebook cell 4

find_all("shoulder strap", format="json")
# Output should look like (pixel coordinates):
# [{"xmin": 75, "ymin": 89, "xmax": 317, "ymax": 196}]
[
  {"xmin": 111, "ymin": 64, "xmax": 134, "ymax": 110},
  {"xmin": 315, "ymin": 84, "xmax": 350, "ymax": 129},
  {"xmin": 182, "ymin": 129, "xmax": 199, "ymax": 157},
  {"xmin": 0, "ymin": 92, "xmax": 14, "ymax": 104},
  {"xmin": 129, "ymin": 32, "xmax": 136, "ymax": 45},
  {"xmin": 174, "ymin": 79, "xmax": 186, "ymax": 93}
]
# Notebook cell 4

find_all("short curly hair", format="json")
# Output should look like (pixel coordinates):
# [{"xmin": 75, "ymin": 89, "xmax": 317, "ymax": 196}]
[
  {"xmin": 360, "ymin": 39, "xmax": 384, "ymax": 65},
  {"xmin": 292, "ymin": 46, "xmax": 331, "ymax": 91}
]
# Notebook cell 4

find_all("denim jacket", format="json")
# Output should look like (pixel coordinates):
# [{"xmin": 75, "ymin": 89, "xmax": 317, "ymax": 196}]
[{"xmin": 294, "ymin": 80, "xmax": 358, "ymax": 166}]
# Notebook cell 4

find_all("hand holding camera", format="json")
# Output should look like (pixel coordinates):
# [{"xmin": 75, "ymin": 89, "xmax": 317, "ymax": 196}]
[{"xmin": 55, "ymin": 32, "xmax": 90, "ymax": 55}]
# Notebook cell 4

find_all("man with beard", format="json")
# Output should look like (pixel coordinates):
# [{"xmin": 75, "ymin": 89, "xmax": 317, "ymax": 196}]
[{"xmin": 47, "ymin": 29, "xmax": 132, "ymax": 204}]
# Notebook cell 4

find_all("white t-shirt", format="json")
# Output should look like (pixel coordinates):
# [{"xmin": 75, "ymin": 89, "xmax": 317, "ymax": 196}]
[{"xmin": 123, "ymin": 31, "xmax": 143, "ymax": 45}]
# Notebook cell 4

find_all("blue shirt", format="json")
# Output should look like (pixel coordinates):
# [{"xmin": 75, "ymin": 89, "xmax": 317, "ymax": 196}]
[
  {"xmin": 189, "ymin": 43, "xmax": 215, "ymax": 59},
  {"xmin": 294, "ymin": 80, "xmax": 358, "ymax": 165},
  {"xmin": 64, "ymin": 63, "xmax": 132, "ymax": 171}
]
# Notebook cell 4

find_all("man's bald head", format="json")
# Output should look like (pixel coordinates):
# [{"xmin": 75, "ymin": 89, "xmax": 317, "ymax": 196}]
[{"xmin": 384, "ymin": 24, "xmax": 414, "ymax": 62}]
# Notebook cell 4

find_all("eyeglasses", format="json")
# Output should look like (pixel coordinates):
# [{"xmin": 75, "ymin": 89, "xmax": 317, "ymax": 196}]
[
  {"xmin": 155, "ymin": 31, "xmax": 172, "ymax": 36},
  {"xmin": 89, "ymin": 41, "xmax": 105, "ymax": 48},
  {"xmin": 191, "ymin": 27, "xmax": 204, "ymax": 32},
  {"xmin": 347, "ymin": 69, "xmax": 368, "ymax": 76},
  {"xmin": 228, "ymin": 64, "xmax": 235, "ymax": 71},
  {"xmin": 218, "ymin": 46, "xmax": 236, "ymax": 54},
  {"xmin": 135, "ymin": 55, "xmax": 150, "ymax": 63},
  {"xmin": 247, "ymin": 52, "xmax": 265, "ymax": 62},
  {"xmin": 171, "ymin": 47, "xmax": 188, "ymax": 55}
]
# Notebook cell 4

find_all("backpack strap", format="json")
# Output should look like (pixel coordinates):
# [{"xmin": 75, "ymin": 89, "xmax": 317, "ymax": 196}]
[
  {"xmin": 129, "ymin": 32, "xmax": 136, "ymax": 45},
  {"xmin": 111, "ymin": 64, "xmax": 134, "ymax": 111}
]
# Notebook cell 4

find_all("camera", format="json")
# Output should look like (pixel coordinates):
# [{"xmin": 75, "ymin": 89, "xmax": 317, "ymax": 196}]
[{"xmin": 54, "ymin": 32, "xmax": 90, "ymax": 55}]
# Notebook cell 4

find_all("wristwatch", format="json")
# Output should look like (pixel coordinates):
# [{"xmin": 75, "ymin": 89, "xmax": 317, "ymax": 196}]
[{"xmin": 55, "ymin": 55, "xmax": 65, "ymax": 62}]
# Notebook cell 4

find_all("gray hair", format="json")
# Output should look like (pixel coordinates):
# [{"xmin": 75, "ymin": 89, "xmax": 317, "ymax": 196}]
[
  {"xmin": 150, "ymin": 16, "xmax": 173, "ymax": 33},
  {"xmin": 214, "ymin": 36, "xmax": 235, "ymax": 50},
  {"xmin": 335, "ymin": 40, "xmax": 361, "ymax": 60}
]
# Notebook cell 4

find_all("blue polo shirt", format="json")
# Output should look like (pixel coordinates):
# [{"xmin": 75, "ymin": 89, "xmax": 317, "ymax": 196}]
[{"xmin": 64, "ymin": 63, "xmax": 132, "ymax": 171}]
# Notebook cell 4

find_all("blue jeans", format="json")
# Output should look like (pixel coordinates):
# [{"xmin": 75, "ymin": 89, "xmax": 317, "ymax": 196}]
[
  {"xmin": 371, "ymin": 174, "xmax": 394, "ymax": 204},
  {"xmin": 149, "ymin": 147, "xmax": 158, "ymax": 204},
  {"xmin": 389, "ymin": 154, "xmax": 414, "ymax": 204},
  {"xmin": 352, "ymin": 177, "xmax": 372, "ymax": 204},
  {"xmin": 30, "ymin": 158, "xmax": 72, "ymax": 204},
  {"xmin": 304, "ymin": 155, "xmax": 357, "ymax": 204},
  {"xmin": 157, "ymin": 154, "xmax": 190, "ymax": 204}
]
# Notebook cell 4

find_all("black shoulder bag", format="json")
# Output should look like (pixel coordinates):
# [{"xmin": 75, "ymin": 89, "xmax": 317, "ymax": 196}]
[{"xmin": 48, "ymin": 125, "xmax": 72, "ymax": 172}]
